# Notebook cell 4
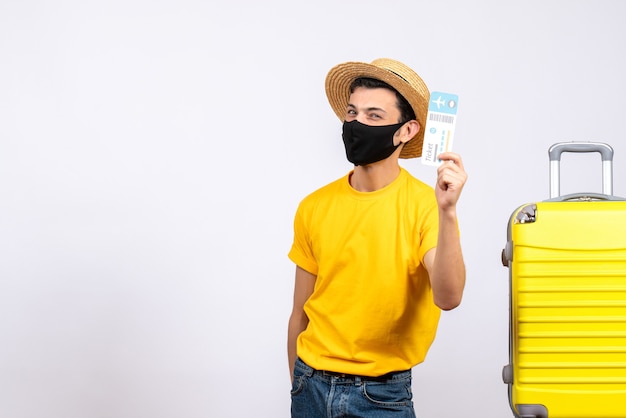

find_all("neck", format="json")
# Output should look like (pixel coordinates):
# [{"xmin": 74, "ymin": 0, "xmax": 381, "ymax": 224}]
[{"xmin": 350, "ymin": 159, "xmax": 401, "ymax": 192}]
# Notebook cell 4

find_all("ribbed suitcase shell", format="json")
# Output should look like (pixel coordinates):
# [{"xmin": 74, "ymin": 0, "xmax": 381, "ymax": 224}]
[{"xmin": 503, "ymin": 143, "xmax": 626, "ymax": 418}]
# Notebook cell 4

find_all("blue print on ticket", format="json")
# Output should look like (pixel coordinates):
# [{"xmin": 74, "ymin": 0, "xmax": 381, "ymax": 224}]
[{"xmin": 421, "ymin": 92, "xmax": 459, "ymax": 166}]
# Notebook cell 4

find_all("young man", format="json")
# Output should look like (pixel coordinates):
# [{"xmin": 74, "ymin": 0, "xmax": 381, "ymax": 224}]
[{"xmin": 287, "ymin": 58, "xmax": 467, "ymax": 417}]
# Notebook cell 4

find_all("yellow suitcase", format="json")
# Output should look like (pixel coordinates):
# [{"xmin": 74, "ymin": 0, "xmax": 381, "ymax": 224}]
[{"xmin": 502, "ymin": 142, "xmax": 626, "ymax": 418}]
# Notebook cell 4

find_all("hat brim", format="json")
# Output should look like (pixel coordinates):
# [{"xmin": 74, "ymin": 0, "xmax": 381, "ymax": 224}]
[{"xmin": 325, "ymin": 59, "xmax": 430, "ymax": 159}]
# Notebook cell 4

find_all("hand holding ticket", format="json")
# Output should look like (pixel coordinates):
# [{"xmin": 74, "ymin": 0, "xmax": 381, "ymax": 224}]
[{"xmin": 421, "ymin": 92, "xmax": 459, "ymax": 166}]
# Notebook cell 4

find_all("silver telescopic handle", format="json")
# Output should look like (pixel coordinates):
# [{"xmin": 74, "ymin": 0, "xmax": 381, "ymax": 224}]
[{"xmin": 548, "ymin": 142, "xmax": 614, "ymax": 198}]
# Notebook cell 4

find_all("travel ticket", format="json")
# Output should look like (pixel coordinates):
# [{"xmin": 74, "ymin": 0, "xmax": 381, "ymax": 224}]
[{"xmin": 421, "ymin": 92, "xmax": 459, "ymax": 166}]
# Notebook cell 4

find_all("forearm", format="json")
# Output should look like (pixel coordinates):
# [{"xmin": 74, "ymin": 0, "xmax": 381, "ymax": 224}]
[
  {"xmin": 287, "ymin": 313, "xmax": 308, "ymax": 380},
  {"xmin": 431, "ymin": 208, "xmax": 466, "ymax": 310}
]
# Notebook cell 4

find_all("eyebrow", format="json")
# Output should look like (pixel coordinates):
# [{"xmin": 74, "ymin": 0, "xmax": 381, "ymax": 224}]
[{"xmin": 346, "ymin": 104, "xmax": 388, "ymax": 114}]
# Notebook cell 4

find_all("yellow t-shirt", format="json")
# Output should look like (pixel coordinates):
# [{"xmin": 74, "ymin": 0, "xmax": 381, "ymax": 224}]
[{"xmin": 288, "ymin": 168, "xmax": 441, "ymax": 376}]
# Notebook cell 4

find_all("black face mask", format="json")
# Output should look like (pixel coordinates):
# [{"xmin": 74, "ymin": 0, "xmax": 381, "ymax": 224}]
[{"xmin": 342, "ymin": 120, "xmax": 405, "ymax": 166}]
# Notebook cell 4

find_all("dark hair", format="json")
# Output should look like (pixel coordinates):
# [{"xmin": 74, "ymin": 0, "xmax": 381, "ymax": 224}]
[{"xmin": 349, "ymin": 77, "xmax": 416, "ymax": 123}]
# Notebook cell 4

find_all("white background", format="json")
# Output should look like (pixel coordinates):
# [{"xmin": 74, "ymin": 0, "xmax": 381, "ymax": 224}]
[{"xmin": 1, "ymin": 1, "xmax": 626, "ymax": 417}]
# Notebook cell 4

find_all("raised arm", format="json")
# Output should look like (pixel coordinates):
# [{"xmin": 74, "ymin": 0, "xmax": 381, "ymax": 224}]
[{"xmin": 424, "ymin": 152, "xmax": 467, "ymax": 310}]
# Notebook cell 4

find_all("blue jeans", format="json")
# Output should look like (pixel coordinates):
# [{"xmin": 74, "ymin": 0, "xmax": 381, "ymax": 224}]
[{"xmin": 291, "ymin": 358, "xmax": 416, "ymax": 417}]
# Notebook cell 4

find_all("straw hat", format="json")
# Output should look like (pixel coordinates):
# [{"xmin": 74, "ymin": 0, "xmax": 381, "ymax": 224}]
[{"xmin": 325, "ymin": 58, "xmax": 430, "ymax": 159}]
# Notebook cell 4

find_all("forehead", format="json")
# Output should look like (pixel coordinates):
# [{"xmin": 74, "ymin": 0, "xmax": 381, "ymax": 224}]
[
  {"xmin": 348, "ymin": 87, "xmax": 397, "ymax": 108},
  {"xmin": 348, "ymin": 86, "xmax": 399, "ymax": 113}
]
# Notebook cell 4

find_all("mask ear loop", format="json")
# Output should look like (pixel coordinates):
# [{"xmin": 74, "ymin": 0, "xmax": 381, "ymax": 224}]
[{"xmin": 395, "ymin": 120, "xmax": 419, "ymax": 146}]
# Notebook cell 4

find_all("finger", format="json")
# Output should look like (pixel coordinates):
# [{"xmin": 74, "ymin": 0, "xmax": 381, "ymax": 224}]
[
  {"xmin": 437, "ymin": 164, "xmax": 467, "ymax": 191},
  {"xmin": 437, "ymin": 152, "xmax": 464, "ymax": 170}
]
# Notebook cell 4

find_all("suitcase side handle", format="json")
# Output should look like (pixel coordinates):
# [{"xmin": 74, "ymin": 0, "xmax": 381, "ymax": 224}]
[{"xmin": 548, "ymin": 141, "xmax": 614, "ymax": 198}]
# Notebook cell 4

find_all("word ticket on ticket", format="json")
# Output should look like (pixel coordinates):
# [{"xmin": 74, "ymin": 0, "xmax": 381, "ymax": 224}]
[{"xmin": 421, "ymin": 92, "xmax": 459, "ymax": 166}]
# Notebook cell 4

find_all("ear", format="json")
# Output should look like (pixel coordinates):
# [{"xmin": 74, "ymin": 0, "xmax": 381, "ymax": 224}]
[{"xmin": 397, "ymin": 120, "xmax": 420, "ymax": 144}]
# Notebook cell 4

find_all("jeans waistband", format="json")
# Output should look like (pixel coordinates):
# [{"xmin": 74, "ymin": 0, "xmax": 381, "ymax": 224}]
[{"xmin": 296, "ymin": 357, "xmax": 411, "ymax": 383}]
